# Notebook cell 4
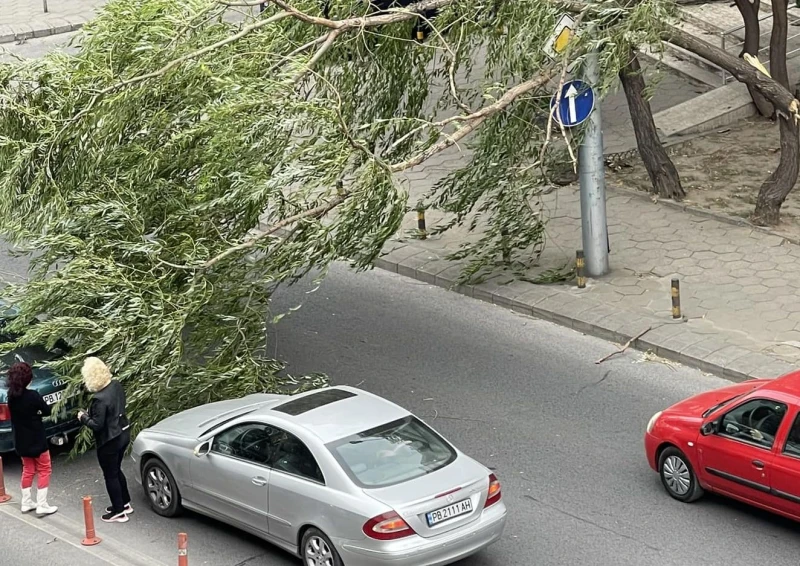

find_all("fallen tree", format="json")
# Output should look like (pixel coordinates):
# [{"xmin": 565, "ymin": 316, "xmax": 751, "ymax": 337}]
[{"xmin": 0, "ymin": 0, "xmax": 675, "ymax": 447}]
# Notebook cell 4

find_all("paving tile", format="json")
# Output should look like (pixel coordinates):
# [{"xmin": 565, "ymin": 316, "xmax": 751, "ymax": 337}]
[
  {"xmin": 730, "ymin": 352, "xmax": 783, "ymax": 375},
  {"xmin": 702, "ymin": 345, "xmax": 751, "ymax": 371}
]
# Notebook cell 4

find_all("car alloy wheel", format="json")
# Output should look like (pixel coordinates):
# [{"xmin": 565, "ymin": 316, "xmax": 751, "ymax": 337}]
[
  {"xmin": 146, "ymin": 465, "xmax": 173, "ymax": 510},
  {"xmin": 305, "ymin": 534, "xmax": 334, "ymax": 566},
  {"xmin": 662, "ymin": 455, "xmax": 691, "ymax": 496}
]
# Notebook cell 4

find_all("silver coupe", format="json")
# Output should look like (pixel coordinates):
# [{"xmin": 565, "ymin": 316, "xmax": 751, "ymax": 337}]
[{"xmin": 131, "ymin": 386, "xmax": 507, "ymax": 566}]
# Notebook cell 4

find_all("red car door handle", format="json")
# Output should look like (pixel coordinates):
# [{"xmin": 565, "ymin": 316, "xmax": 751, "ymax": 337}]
[{"xmin": 752, "ymin": 460, "xmax": 765, "ymax": 469}]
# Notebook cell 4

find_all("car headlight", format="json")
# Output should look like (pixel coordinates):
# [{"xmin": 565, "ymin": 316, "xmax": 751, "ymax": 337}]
[{"xmin": 646, "ymin": 411, "xmax": 662, "ymax": 434}]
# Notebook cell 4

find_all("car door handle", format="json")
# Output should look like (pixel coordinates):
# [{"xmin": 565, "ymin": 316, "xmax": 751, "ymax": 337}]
[
  {"xmin": 251, "ymin": 476, "xmax": 268, "ymax": 486},
  {"xmin": 752, "ymin": 460, "xmax": 765, "ymax": 470}
]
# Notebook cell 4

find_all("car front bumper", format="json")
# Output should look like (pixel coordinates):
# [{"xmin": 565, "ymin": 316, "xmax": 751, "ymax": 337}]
[
  {"xmin": 644, "ymin": 431, "xmax": 660, "ymax": 472},
  {"xmin": 336, "ymin": 501, "xmax": 507, "ymax": 566}
]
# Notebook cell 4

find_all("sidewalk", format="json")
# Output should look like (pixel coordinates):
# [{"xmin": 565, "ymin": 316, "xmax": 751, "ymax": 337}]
[
  {"xmin": 375, "ymin": 140, "xmax": 800, "ymax": 382},
  {"xmin": 0, "ymin": 0, "xmax": 100, "ymax": 43}
]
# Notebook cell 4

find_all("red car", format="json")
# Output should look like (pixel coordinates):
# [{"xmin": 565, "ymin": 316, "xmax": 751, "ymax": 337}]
[{"xmin": 645, "ymin": 370, "xmax": 800, "ymax": 520}]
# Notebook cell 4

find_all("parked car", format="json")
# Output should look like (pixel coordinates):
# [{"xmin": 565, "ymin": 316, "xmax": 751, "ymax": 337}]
[
  {"xmin": 0, "ymin": 302, "xmax": 79, "ymax": 453},
  {"xmin": 132, "ymin": 386, "xmax": 507, "ymax": 566},
  {"xmin": 645, "ymin": 370, "xmax": 800, "ymax": 522}
]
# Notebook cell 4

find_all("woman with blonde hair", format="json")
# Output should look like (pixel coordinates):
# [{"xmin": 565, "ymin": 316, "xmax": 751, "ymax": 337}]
[{"xmin": 77, "ymin": 357, "xmax": 132, "ymax": 523}]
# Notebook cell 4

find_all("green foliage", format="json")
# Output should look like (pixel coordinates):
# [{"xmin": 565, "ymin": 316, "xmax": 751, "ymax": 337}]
[{"xmin": 0, "ymin": 0, "xmax": 673, "ymax": 449}]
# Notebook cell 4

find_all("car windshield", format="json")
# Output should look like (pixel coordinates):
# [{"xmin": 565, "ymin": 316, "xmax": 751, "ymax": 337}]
[
  {"xmin": 0, "ymin": 344, "xmax": 61, "ymax": 369},
  {"xmin": 328, "ymin": 416, "xmax": 457, "ymax": 488}
]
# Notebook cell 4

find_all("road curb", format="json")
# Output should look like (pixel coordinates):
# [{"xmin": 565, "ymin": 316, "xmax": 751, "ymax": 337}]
[
  {"xmin": 373, "ymin": 246, "xmax": 796, "ymax": 383},
  {"xmin": 0, "ymin": 21, "xmax": 84, "ymax": 45}
]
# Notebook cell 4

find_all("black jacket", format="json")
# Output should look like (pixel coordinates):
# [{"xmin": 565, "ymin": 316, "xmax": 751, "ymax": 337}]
[
  {"xmin": 79, "ymin": 380, "xmax": 128, "ymax": 448},
  {"xmin": 8, "ymin": 389, "xmax": 51, "ymax": 458}
]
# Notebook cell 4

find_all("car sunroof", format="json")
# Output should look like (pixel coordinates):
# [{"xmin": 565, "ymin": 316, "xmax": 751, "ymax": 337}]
[{"xmin": 272, "ymin": 388, "xmax": 356, "ymax": 416}]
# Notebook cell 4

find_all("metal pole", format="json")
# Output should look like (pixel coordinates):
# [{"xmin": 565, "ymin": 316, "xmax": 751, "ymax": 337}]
[{"xmin": 578, "ymin": 50, "xmax": 609, "ymax": 277}]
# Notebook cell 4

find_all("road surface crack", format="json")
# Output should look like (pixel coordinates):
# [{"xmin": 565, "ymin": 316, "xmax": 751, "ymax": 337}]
[
  {"xmin": 576, "ymin": 370, "xmax": 612, "ymax": 396},
  {"xmin": 523, "ymin": 494, "xmax": 661, "ymax": 552}
]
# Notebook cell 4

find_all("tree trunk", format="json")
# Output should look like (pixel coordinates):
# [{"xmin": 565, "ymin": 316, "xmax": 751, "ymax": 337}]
[
  {"xmin": 733, "ymin": 0, "xmax": 774, "ymax": 116},
  {"xmin": 752, "ymin": 0, "xmax": 799, "ymax": 225},
  {"xmin": 753, "ymin": 117, "xmax": 799, "ymax": 224},
  {"xmin": 619, "ymin": 50, "xmax": 685, "ymax": 200}
]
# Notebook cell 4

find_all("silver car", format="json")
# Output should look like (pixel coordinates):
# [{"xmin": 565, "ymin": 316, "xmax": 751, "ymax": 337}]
[{"xmin": 131, "ymin": 386, "xmax": 507, "ymax": 566}]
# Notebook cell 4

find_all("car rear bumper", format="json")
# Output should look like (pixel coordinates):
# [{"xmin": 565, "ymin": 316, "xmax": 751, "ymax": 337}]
[
  {"xmin": 0, "ymin": 419, "xmax": 82, "ymax": 453},
  {"xmin": 337, "ymin": 501, "xmax": 507, "ymax": 566}
]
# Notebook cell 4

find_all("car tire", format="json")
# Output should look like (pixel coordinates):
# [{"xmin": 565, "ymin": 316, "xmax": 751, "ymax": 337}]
[
  {"xmin": 658, "ymin": 446, "xmax": 704, "ymax": 503},
  {"xmin": 300, "ymin": 528, "xmax": 343, "ymax": 566},
  {"xmin": 142, "ymin": 458, "xmax": 183, "ymax": 517}
]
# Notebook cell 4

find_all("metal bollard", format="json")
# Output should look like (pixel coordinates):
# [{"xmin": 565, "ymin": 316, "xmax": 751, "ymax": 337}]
[
  {"xmin": 576, "ymin": 250, "xmax": 586, "ymax": 289},
  {"xmin": 671, "ymin": 278, "xmax": 681, "ymax": 319},
  {"xmin": 178, "ymin": 533, "xmax": 188, "ymax": 566},
  {"xmin": 81, "ymin": 496, "xmax": 102, "ymax": 546},
  {"xmin": 0, "ymin": 456, "xmax": 11, "ymax": 503},
  {"xmin": 416, "ymin": 206, "xmax": 427, "ymax": 240}
]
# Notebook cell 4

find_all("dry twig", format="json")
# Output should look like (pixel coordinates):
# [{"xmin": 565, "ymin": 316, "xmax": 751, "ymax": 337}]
[{"xmin": 594, "ymin": 325, "xmax": 654, "ymax": 365}]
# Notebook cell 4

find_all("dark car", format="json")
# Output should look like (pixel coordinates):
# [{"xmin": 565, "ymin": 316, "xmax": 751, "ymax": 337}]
[{"xmin": 0, "ymin": 302, "xmax": 80, "ymax": 453}]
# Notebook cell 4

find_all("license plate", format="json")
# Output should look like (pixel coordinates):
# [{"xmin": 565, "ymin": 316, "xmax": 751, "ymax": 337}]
[
  {"xmin": 426, "ymin": 498, "xmax": 473, "ymax": 526},
  {"xmin": 42, "ymin": 391, "xmax": 63, "ymax": 406}
]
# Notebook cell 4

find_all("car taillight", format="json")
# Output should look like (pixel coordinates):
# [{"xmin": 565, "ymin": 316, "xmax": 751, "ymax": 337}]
[
  {"xmin": 485, "ymin": 473, "xmax": 502, "ymax": 508},
  {"xmin": 0, "ymin": 403, "xmax": 9, "ymax": 422},
  {"xmin": 363, "ymin": 512, "xmax": 415, "ymax": 540}
]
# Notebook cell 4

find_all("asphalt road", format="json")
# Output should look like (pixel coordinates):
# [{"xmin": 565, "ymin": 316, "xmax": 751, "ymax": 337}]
[
  {"xmin": 1, "ymin": 263, "xmax": 799, "ymax": 565},
  {"xmin": 0, "ymin": 513, "xmax": 110, "ymax": 566}
]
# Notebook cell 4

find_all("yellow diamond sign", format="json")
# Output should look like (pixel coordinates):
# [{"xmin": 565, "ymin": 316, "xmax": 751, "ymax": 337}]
[
  {"xmin": 554, "ymin": 27, "xmax": 572, "ymax": 54},
  {"xmin": 544, "ymin": 14, "xmax": 576, "ymax": 61}
]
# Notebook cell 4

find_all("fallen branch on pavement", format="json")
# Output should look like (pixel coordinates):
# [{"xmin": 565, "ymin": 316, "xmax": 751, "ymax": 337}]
[{"xmin": 595, "ymin": 325, "xmax": 654, "ymax": 365}]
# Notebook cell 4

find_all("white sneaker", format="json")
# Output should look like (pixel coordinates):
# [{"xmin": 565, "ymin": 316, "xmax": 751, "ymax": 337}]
[
  {"xmin": 105, "ymin": 503, "xmax": 134, "ymax": 515},
  {"xmin": 35, "ymin": 487, "xmax": 58, "ymax": 516},
  {"xmin": 101, "ymin": 510, "xmax": 129, "ymax": 523},
  {"xmin": 20, "ymin": 488, "xmax": 35, "ymax": 513}
]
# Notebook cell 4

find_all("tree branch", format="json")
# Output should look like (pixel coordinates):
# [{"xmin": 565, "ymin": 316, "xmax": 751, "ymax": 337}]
[
  {"xmin": 389, "ymin": 66, "xmax": 556, "ymax": 172},
  {"xmin": 188, "ymin": 64, "xmax": 554, "ymax": 271},
  {"xmin": 270, "ymin": 0, "xmax": 455, "ymax": 29},
  {"xmin": 65, "ymin": 10, "xmax": 293, "ymax": 130},
  {"xmin": 270, "ymin": 35, "xmax": 328, "ymax": 71},
  {"xmin": 64, "ymin": 0, "xmax": 457, "ymax": 131},
  {"xmin": 293, "ymin": 29, "xmax": 341, "ymax": 84},
  {"xmin": 200, "ymin": 194, "xmax": 347, "ymax": 270}
]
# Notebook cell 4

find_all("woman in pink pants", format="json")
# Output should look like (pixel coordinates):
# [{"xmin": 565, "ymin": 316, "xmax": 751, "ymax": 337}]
[{"xmin": 6, "ymin": 362, "xmax": 57, "ymax": 515}]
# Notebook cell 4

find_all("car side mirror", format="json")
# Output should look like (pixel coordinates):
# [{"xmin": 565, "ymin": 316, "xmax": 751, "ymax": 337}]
[
  {"xmin": 194, "ymin": 440, "xmax": 212, "ymax": 457},
  {"xmin": 701, "ymin": 421, "xmax": 718, "ymax": 436}
]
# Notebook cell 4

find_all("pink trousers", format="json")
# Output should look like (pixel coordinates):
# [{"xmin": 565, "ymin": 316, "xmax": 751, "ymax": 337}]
[{"xmin": 20, "ymin": 451, "xmax": 52, "ymax": 489}]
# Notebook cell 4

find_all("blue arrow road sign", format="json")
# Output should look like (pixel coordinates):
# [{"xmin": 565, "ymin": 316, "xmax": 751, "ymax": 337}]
[{"xmin": 549, "ymin": 80, "xmax": 595, "ymax": 127}]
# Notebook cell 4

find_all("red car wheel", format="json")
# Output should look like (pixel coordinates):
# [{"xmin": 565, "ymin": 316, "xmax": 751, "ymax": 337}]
[{"xmin": 658, "ymin": 446, "xmax": 704, "ymax": 503}]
